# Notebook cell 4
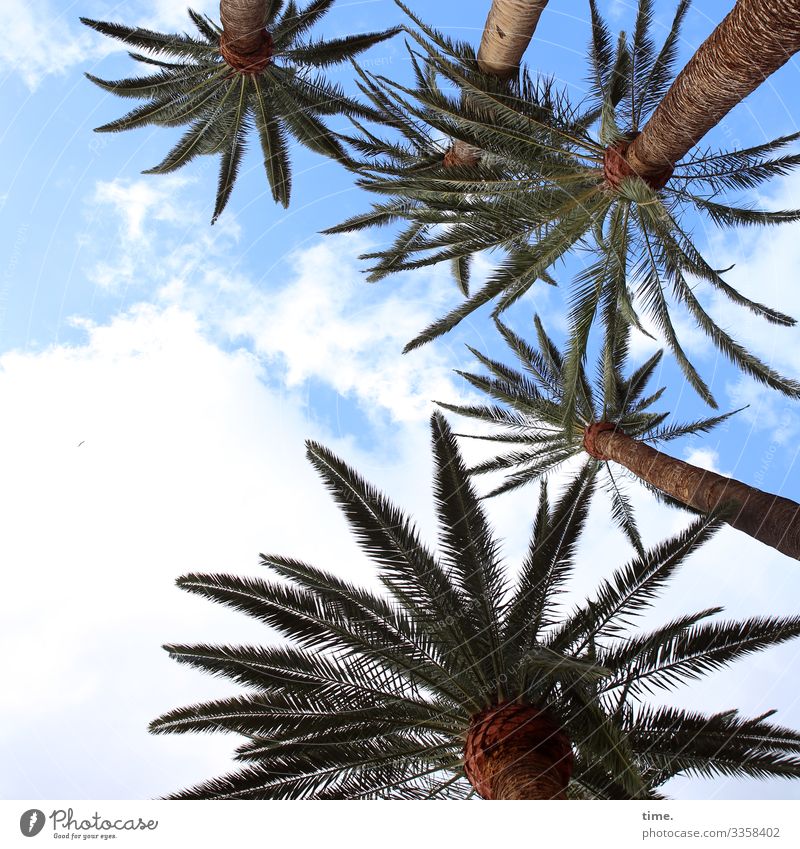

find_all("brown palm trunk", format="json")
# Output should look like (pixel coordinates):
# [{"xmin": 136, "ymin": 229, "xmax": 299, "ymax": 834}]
[
  {"xmin": 584, "ymin": 423, "xmax": 800, "ymax": 561},
  {"xmin": 625, "ymin": 0, "xmax": 800, "ymax": 182},
  {"xmin": 219, "ymin": 0, "xmax": 271, "ymax": 71},
  {"xmin": 464, "ymin": 702, "xmax": 573, "ymax": 799},
  {"xmin": 477, "ymin": 1, "xmax": 549, "ymax": 79}
]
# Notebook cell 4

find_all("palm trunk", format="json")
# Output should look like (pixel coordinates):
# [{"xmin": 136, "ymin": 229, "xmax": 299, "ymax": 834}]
[
  {"xmin": 585, "ymin": 424, "xmax": 800, "ymax": 561},
  {"xmin": 453, "ymin": 2, "xmax": 548, "ymax": 166},
  {"xmin": 464, "ymin": 703, "xmax": 573, "ymax": 799},
  {"xmin": 219, "ymin": 0, "xmax": 271, "ymax": 71},
  {"xmin": 477, "ymin": 1, "xmax": 549, "ymax": 79},
  {"xmin": 625, "ymin": 0, "xmax": 800, "ymax": 182}
]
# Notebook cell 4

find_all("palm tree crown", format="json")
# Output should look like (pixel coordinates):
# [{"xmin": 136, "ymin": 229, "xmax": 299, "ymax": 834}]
[
  {"xmin": 82, "ymin": 1, "xmax": 399, "ymax": 221},
  {"xmin": 150, "ymin": 413, "xmax": 800, "ymax": 799},
  {"xmin": 438, "ymin": 316, "xmax": 735, "ymax": 552},
  {"xmin": 441, "ymin": 315, "xmax": 800, "ymax": 561},
  {"xmin": 335, "ymin": 0, "xmax": 800, "ymax": 411},
  {"xmin": 326, "ymin": 45, "xmax": 569, "ymax": 296}
]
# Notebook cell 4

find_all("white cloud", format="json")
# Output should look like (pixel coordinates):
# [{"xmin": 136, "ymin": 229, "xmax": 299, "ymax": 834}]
[
  {"xmin": 209, "ymin": 235, "xmax": 470, "ymax": 424},
  {"xmin": 2, "ymin": 1, "xmax": 219, "ymax": 90},
  {"xmin": 0, "ymin": 1, "xmax": 96, "ymax": 90},
  {"xmin": 683, "ymin": 447, "xmax": 723, "ymax": 474},
  {"xmin": 92, "ymin": 176, "xmax": 194, "ymax": 242},
  {"xmin": 85, "ymin": 177, "xmax": 473, "ymax": 425},
  {"xmin": 0, "ymin": 301, "xmax": 447, "ymax": 798}
]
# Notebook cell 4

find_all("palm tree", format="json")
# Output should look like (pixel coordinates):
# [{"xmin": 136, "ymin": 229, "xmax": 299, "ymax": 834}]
[
  {"xmin": 326, "ymin": 49, "xmax": 568, "ymax": 294},
  {"xmin": 476, "ymin": 1, "xmax": 550, "ymax": 79},
  {"xmin": 149, "ymin": 413, "xmax": 800, "ymax": 799},
  {"xmin": 333, "ymin": 0, "xmax": 800, "ymax": 413},
  {"xmin": 620, "ymin": 0, "xmax": 800, "ymax": 186},
  {"xmin": 81, "ymin": 1, "xmax": 399, "ymax": 221},
  {"xmin": 448, "ymin": 0, "xmax": 553, "ymax": 166},
  {"xmin": 438, "ymin": 316, "xmax": 800, "ymax": 561},
  {"xmin": 437, "ymin": 0, "xmax": 552, "ymax": 166}
]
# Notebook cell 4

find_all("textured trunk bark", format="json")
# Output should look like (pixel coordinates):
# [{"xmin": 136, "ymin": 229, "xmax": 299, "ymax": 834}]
[
  {"xmin": 585, "ymin": 424, "xmax": 800, "ymax": 561},
  {"xmin": 219, "ymin": 0, "xmax": 271, "ymax": 70},
  {"xmin": 625, "ymin": 0, "xmax": 800, "ymax": 181},
  {"xmin": 477, "ymin": 0, "xmax": 549, "ymax": 79},
  {"xmin": 464, "ymin": 702, "xmax": 573, "ymax": 799}
]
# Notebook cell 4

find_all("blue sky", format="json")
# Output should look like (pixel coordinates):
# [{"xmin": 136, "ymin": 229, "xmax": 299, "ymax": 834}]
[{"xmin": 2, "ymin": 0, "xmax": 800, "ymax": 801}]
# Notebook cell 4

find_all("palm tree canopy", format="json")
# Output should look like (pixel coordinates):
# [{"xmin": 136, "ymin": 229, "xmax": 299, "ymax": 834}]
[
  {"xmin": 82, "ymin": 2, "xmax": 400, "ymax": 221},
  {"xmin": 334, "ymin": 0, "xmax": 800, "ymax": 410},
  {"xmin": 325, "ymin": 5, "xmax": 574, "ymax": 293},
  {"xmin": 437, "ymin": 315, "xmax": 737, "ymax": 550},
  {"xmin": 150, "ymin": 413, "xmax": 800, "ymax": 799}
]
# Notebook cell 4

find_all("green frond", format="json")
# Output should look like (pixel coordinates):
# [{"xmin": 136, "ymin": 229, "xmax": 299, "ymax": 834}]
[
  {"xmin": 284, "ymin": 29, "xmax": 401, "ymax": 67},
  {"xmin": 603, "ymin": 614, "xmax": 800, "ymax": 698},
  {"xmin": 303, "ymin": 439, "xmax": 460, "ymax": 620},
  {"xmin": 553, "ymin": 511, "xmax": 722, "ymax": 649},
  {"xmin": 80, "ymin": 17, "xmax": 216, "ymax": 57},
  {"xmin": 682, "ymin": 131, "xmax": 800, "ymax": 169},
  {"xmin": 211, "ymin": 76, "xmax": 248, "ymax": 223},
  {"xmin": 632, "ymin": 0, "xmax": 690, "ymax": 124},
  {"xmin": 603, "ymin": 465, "xmax": 645, "ymax": 557},
  {"xmin": 272, "ymin": 0, "xmax": 335, "ymax": 45},
  {"xmin": 321, "ymin": 201, "xmax": 412, "ymax": 234},
  {"xmin": 566, "ymin": 689, "xmax": 648, "ymax": 799},
  {"xmin": 393, "ymin": 1, "xmax": 478, "ymax": 69},
  {"xmin": 91, "ymin": 68, "xmax": 228, "ymax": 133},
  {"xmin": 402, "ymin": 274, "xmax": 508, "ymax": 352},
  {"xmin": 268, "ymin": 68, "xmax": 348, "ymax": 162},
  {"xmin": 503, "ymin": 464, "xmax": 597, "ymax": 671},
  {"xmin": 142, "ymin": 86, "xmax": 235, "ymax": 174},
  {"xmin": 628, "ymin": 706, "xmax": 800, "ymax": 784},
  {"xmin": 252, "ymin": 76, "xmax": 292, "ymax": 207},
  {"xmin": 688, "ymin": 195, "xmax": 800, "ymax": 228},
  {"xmin": 647, "ymin": 407, "xmax": 742, "ymax": 443},
  {"xmin": 187, "ymin": 9, "xmax": 221, "ymax": 43},
  {"xmin": 452, "ymin": 254, "xmax": 471, "ymax": 296},
  {"xmin": 586, "ymin": 0, "xmax": 616, "ymax": 109},
  {"xmin": 85, "ymin": 65, "xmax": 217, "ymax": 100},
  {"xmin": 429, "ymin": 412, "xmax": 507, "ymax": 690},
  {"xmin": 163, "ymin": 737, "xmax": 459, "ymax": 799}
]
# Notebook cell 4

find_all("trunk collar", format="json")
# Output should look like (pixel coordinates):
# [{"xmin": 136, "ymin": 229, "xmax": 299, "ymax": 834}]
[
  {"xmin": 220, "ymin": 30, "xmax": 274, "ymax": 74},
  {"xmin": 603, "ymin": 132, "xmax": 673, "ymax": 192},
  {"xmin": 464, "ymin": 702, "xmax": 573, "ymax": 800},
  {"xmin": 583, "ymin": 420, "xmax": 620, "ymax": 460},
  {"xmin": 443, "ymin": 143, "xmax": 481, "ymax": 169}
]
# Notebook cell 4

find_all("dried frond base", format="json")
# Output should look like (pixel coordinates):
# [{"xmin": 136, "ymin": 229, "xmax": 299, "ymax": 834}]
[
  {"xmin": 604, "ymin": 134, "xmax": 672, "ymax": 192},
  {"xmin": 219, "ymin": 30, "xmax": 274, "ymax": 73},
  {"xmin": 464, "ymin": 702, "xmax": 573, "ymax": 800}
]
